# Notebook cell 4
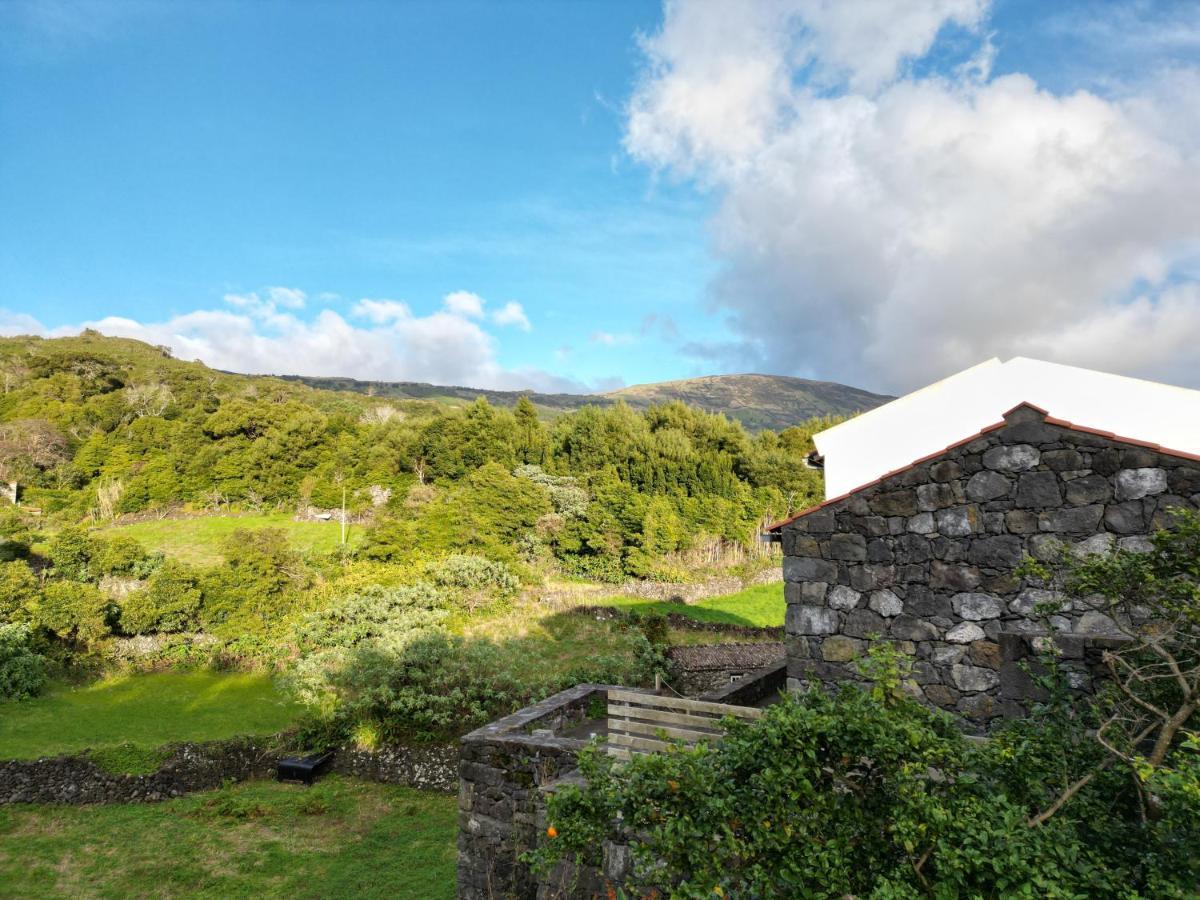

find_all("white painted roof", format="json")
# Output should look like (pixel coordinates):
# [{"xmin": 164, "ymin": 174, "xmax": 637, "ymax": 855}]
[{"xmin": 815, "ymin": 357, "xmax": 1200, "ymax": 500}]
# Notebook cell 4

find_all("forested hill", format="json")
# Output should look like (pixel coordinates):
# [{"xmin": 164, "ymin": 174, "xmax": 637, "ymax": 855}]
[
  {"xmin": 0, "ymin": 332, "xmax": 830, "ymax": 581},
  {"xmin": 283, "ymin": 372, "xmax": 891, "ymax": 432}
]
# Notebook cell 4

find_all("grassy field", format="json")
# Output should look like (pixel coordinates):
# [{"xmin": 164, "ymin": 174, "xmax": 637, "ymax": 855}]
[
  {"xmin": 596, "ymin": 581, "xmax": 784, "ymax": 629},
  {"xmin": 0, "ymin": 671, "xmax": 299, "ymax": 761},
  {"xmin": 101, "ymin": 514, "xmax": 363, "ymax": 566},
  {"xmin": 0, "ymin": 777, "xmax": 456, "ymax": 899}
]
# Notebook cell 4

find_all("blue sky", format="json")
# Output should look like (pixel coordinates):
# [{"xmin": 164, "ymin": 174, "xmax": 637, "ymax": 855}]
[{"xmin": 2, "ymin": 1, "xmax": 1198, "ymax": 393}]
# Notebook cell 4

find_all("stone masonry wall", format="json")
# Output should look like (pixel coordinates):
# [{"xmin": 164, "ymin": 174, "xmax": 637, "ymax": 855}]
[
  {"xmin": 0, "ymin": 738, "xmax": 458, "ymax": 805},
  {"xmin": 458, "ymin": 683, "xmax": 616, "ymax": 900},
  {"xmin": 780, "ymin": 404, "xmax": 1200, "ymax": 728}
]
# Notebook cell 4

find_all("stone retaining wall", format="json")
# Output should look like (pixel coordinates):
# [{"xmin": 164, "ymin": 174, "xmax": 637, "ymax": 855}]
[
  {"xmin": 666, "ymin": 643, "xmax": 785, "ymax": 695},
  {"xmin": 458, "ymin": 684, "xmax": 620, "ymax": 900},
  {"xmin": 779, "ymin": 404, "xmax": 1200, "ymax": 729},
  {"xmin": 0, "ymin": 738, "xmax": 458, "ymax": 805}
]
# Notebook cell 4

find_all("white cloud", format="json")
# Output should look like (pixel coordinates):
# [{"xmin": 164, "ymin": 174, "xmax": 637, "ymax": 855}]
[
  {"xmin": 626, "ymin": 0, "xmax": 1200, "ymax": 391},
  {"xmin": 352, "ymin": 298, "xmax": 411, "ymax": 324},
  {"xmin": 3, "ymin": 287, "xmax": 580, "ymax": 392},
  {"xmin": 443, "ymin": 290, "xmax": 486, "ymax": 319},
  {"xmin": 590, "ymin": 330, "xmax": 635, "ymax": 346},
  {"xmin": 491, "ymin": 301, "xmax": 531, "ymax": 331}
]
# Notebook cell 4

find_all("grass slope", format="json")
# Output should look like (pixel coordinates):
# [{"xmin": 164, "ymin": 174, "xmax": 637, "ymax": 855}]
[
  {"xmin": 0, "ymin": 777, "xmax": 456, "ymax": 899},
  {"xmin": 102, "ymin": 514, "xmax": 363, "ymax": 567},
  {"xmin": 596, "ymin": 582, "xmax": 784, "ymax": 629},
  {"xmin": 0, "ymin": 671, "xmax": 299, "ymax": 760}
]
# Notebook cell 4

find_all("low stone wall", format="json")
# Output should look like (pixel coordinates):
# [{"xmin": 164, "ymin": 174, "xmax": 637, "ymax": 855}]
[
  {"xmin": 617, "ymin": 566, "xmax": 781, "ymax": 604},
  {"xmin": 330, "ymin": 743, "xmax": 458, "ymax": 792},
  {"xmin": 458, "ymin": 684, "xmax": 622, "ymax": 900},
  {"xmin": 0, "ymin": 738, "xmax": 458, "ymax": 805},
  {"xmin": 573, "ymin": 604, "xmax": 782, "ymax": 639},
  {"xmin": 0, "ymin": 738, "xmax": 276, "ymax": 805}
]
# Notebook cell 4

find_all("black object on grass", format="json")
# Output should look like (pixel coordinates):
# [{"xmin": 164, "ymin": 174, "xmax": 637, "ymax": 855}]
[{"xmin": 277, "ymin": 751, "xmax": 334, "ymax": 785}]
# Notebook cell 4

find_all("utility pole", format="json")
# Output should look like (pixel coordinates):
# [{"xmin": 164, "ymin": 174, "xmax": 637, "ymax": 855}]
[{"xmin": 340, "ymin": 484, "xmax": 347, "ymax": 545}]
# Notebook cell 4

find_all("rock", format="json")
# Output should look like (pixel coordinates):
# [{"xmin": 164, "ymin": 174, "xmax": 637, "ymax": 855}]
[
  {"xmin": 783, "ymin": 556, "xmax": 838, "ymax": 583},
  {"xmin": 1015, "ymin": 472, "xmax": 1063, "ymax": 508},
  {"xmin": 952, "ymin": 592, "xmax": 1004, "ymax": 620},
  {"xmin": 1117, "ymin": 535, "xmax": 1155, "ymax": 553},
  {"xmin": 929, "ymin": 460, "xmax": 962, "ymax": 482},
  {"xmin": 965, "ymin": 470, "xmax": 1011, "ymax": 502},
  {"xmin": 820, "ymin": 635, "xmax": 865, "ymax": 662},
  {"xmin": 924, "ymin": 684, "xmax": 959, "ymax": 708},
  {"xmin": 795, "ymin": 581, "xmax": 828, "ymax": 603},
  {"xmin": 983, "ymin": 444, "xmax": 1040, "ymax": 471},
  {"xmin": 931, "ymin": 644, "xmax": 966, "ymax": 665},
  {"xmin": 1010, "ymin": 588, "xmax": 1066, "ymax": 617},
  {"xmin": 869, "ymin": 490, "xmax": 919, "ymax": 517},
  {"xmin": 827, "ymin": 585, "xmax": 861, "ymax": 611},
  {"xmin": 868, "ymin": 589, "xmax": 903, "ymax": 617},
  {"xmin": 866, "ymin": 538, "xmax": 894, "ymax": 563},
  {"xmin": 1071, "ymin": 533, "xmax": 1113, "ymax": 558},
  {"xmin": 968, "ymin": 641, "xmax": 1002, "ymax": 670},
  {"xmin": 889, "ymin": 615, "xmax": 940, "ymax": 641},
  {"xmin": 902, "ymin": 585, "xmax": 952, "ymax": 618},
  {"xmin": 787, "ymin": 605, "xmax": 840, "ymax": 635},
  {"xmin": 946, "ymin": 622, "xmax": 985, "ymax": 644},
  {"xmin": 957, "ymin": 693, "xmax": 997, "ymax": 719},
  {"xmin": 843, "ymin": 609, "xmax": 887, "ymax": 639},
  {"xmin": 907, "ymin": 512, "xmax": 935, "ymax": 534},
  {"xmin": 1064, "ymin": 475, "xmax": 1111, "ymax": 506},
  {"xmin": 1005, "ymin": 509, "xmax": 1039, "ymax": 533},
  {"xmin": 827, "ymin": 533, "xmax": 867, "ymax": 561},
  {"xmin": 1075, "ymin": 610, "xmax": 1119, "ymax": 634},
  {"xmin": 1104, "ymin": 501, "xmax": 1148, "ymax": 534},
  {"xmin": 917, "ymin": 482, "xmax": 957, "ymax": 511},
  {"xmin": 929, "ymin": 561, "xmax": 982, "ymax": 591},
  {"xmin": 1115, "ymin": 468, "xmax": 1168, "ymax": 501},
  {"xmin": 966, "ymin": 535, "xmax": 1023, "ymax": 568},
  {"xmin": 1038, "ymin": 505, "xmax": 1104, "ymax": 534},
  {"xmin": 849, "ymin": 564, "xmax": 896, "ymax": 591},
  {"xmin": 951, "ymin": 664, "xmax": 1000, "ymax": 692},
  {"xmin": 936, "ymin": 506, "xmax": 981, "ymax": 537},
  {"xmin": 1041, "ymin": 448, "xmax": 1084, "ymax": 471}
]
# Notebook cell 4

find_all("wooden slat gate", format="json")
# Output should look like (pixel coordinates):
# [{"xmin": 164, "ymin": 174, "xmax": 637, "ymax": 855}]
[{"xmin": 606, "ymin": 688, "xmax": 763, "ymax": 760}]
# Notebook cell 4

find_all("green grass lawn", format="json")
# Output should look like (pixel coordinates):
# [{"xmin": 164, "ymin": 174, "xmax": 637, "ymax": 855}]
[
  {"xmin": 101, "ymin": 514, "xmax": 363, "ymax": 566},
  {"xmin": 0, "ymin": 671, "xmax": 300, "ymax": 761},
  {"xmin": 0, "ymin": 776, "xmax": 456, "ymax": 899},
  {"xmin": 596, "ymin": 581, "xmax": 784, "ymax": 629}
]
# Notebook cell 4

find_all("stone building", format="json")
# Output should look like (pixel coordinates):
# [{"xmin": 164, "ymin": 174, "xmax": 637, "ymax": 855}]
[{"xmin": 767, "ymin": 401, "xmax": 1200, "ymax": 728}]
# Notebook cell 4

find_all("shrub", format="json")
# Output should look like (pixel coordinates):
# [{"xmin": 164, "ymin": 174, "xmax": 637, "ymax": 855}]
[
  {"xmin": 291, "ymin": 584, "xmax": 448, "ymax": 653},
  {"xmin": 0, "ymin": 623, "xmax": 48, "ymax": 700},
  {"xmin": 426, "ymin": 554, "xmax": 519, "ymax": 612},
  {"xmin": 91, "ymin": 534, "xmax": 161, "ymax": 579},
  {"xmin": 47, "ymin": 525, "xmax": 94, "ymax": 580},
  {"xmin": 535, "ymin": 645, "xmax": 1200, "ymax": 897},
  {"xmin": 0, "ymin": 560, "xmax": 39, "ymax": 624},
  {"xmin": 34, "ymin": 581, "xmax": 111, "ymax": 643},
  {"xmin": 120, "ymin": 561, "xmax": 204, "ymax": 634}
]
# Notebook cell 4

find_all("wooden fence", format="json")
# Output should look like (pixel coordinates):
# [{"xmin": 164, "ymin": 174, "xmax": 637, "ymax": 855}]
[{"xmin": 606, "ymin": 689, "xmax": 763, "ymax": 760}]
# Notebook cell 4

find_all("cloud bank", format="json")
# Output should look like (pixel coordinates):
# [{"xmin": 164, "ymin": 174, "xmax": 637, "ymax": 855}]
[
  {"xmin": 4, "ymin": 289, "xmax": 582, "ymax": 392},
  {"xmin": 626, "ymin": 0, "xmax": 1200, "ymax": 391}
]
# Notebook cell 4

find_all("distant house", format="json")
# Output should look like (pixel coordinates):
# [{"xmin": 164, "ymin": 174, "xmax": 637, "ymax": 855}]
[{"xmin": 767, "ymin": 358, "xmax": 1200, "ymax": 728}]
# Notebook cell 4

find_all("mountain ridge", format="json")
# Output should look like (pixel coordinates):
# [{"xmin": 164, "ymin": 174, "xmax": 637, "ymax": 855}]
[{"xmin": 284, "ymin": 371, "xmax": 893, "ymax": 431}]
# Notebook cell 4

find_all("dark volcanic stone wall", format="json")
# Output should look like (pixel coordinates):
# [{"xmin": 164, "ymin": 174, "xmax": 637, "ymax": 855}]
[{"xmin": 780, "ymin": 404, "xmax": 1200, "ymax": 727}]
